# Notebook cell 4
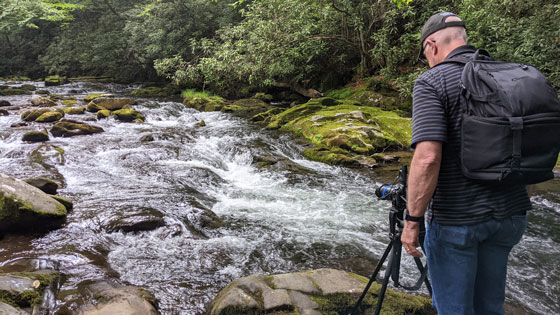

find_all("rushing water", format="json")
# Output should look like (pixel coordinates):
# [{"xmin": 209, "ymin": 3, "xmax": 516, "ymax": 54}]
[{"xmin": 0, "ymin": 81, "xmax": 558, "ymax": 314}]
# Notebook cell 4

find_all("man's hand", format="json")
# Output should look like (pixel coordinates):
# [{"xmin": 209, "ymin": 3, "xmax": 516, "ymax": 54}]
[{"xmin": 401, "ymin": 221, "xmax": 423, "ymax": 258}]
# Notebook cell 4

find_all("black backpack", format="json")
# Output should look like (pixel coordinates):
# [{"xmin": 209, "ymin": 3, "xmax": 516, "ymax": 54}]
[{"xmin": 442, "ymin": 50, "xmax": 560, "ymax": 185}]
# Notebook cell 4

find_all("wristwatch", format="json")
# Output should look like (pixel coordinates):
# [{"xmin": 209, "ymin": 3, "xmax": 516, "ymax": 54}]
[{"xmin": 405, "ymin": 212, "xmax": 424, "ymax": 222}]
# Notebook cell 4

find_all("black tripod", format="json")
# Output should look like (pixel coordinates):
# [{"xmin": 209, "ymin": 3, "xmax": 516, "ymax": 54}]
[{"xmin": 349, "ymin": 166, "xmax": 432, "ymax": 315}]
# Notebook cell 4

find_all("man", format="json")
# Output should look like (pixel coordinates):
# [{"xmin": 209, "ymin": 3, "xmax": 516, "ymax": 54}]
[{"xmin": 400, "ymin": 12, "xmax": 531, "ymax": 315}]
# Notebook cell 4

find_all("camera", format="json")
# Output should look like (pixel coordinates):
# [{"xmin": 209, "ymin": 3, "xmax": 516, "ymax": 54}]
[{"xmin": 375, "ymin": 166, "xmax": 408, "ymax": 216}]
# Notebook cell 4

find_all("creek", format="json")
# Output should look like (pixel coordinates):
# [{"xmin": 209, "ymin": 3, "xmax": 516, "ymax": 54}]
[{"xmin": 0, "ymin": 81, "xmax": 558, "ymax": 314}]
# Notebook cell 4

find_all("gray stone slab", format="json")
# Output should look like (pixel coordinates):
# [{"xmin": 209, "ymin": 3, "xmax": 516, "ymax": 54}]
[
  {"xmin": 288, "ymin": 290, "xmax": 318, "ymax": 311},
  {"xmin": 271, "ymin": 272, "xmax": 319, "ymax": 294},
  {"xmin": 309, "ymin": 268, "xmax": 364, "ymax": 295},
  {"xmin": 211, "ymin": 286, "xmax": 259, "ymax": 315},
  {"xmin": 262, "ymin": 289, "xmax": 292, "ymax": 311},
  {"xmin": 0, "ymin": 302, "xmax": 28, "ymax": 315},
  {"xmin": 234, "ymin": 274, "xmax": 271, "ymax": 295},
  {"xmin": 0, "ymin": 275, "xmax": 36, "ymax": 294}
]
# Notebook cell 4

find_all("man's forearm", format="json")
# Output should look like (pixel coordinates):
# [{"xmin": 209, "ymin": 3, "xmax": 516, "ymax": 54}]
[{"xmin": 407, "ymin": 141, "xmax": 442, "ymax": 217}]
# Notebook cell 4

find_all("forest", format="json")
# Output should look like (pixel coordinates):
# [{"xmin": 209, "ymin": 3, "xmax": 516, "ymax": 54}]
[{"xmin": 1, "ymin": 0, "xmax": 559, "ymax": 98}]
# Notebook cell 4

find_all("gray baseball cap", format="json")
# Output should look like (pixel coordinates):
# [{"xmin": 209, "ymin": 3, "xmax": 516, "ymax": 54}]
[{"xmin": 418, "ymin": 12, "xmax": 466, "ymax": 60}]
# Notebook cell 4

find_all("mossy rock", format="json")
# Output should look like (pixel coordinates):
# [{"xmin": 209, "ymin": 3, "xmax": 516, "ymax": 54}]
[
  {"xmin": 87, "ymin": 101, "xmax": 104, "ymax": 113},
  {"xmin": 252, "ymin": 93, "xmax": 274, "ymax": 102},
  {"xmin": 195, "ymin": 120, "xmax": 206, "ymax": 127},
  {"xmin": 31, "ymin": 95, "xmax": 57, "ymax": 107},
  {"xmin": 0, "ymin": 100, "xmax": 11, "ymax": 107},
  {"xmin": 96, "ymin": 109, "xmax": 111, "ymax": 119},
  {"xmin": 112, "ymin": 109, "xmax": 145, "ymax": 123},
  {"xmin": 19, "ymin": 84, "xmax": 36, "ymax": 91},
  {"xmin": 0, "ymin": 88, "xmax": 30, "ymax": 96},
  {"xmin": 51, "ymin": 120, "xmax": 104, "ymax": 137},
  {"xmin": 36, "ymin": 111, "xmax": 64, "ymax": 123},
  {"xmin": 0, "ymin": 272, "xmax": 60, "ymax": 308},
  {"xmin": 36, "ymin": 90, "xmax": 50, "ymax": 95},
  {"xmin": 22, "ymin": 131, "xmax": 49, "ymax": 143},
  {"xmin": 63, "ymin": 107, "xmax": 85, "ymax": 115},
  {"xmin": 23, "ymin": 178, "xmax": 58, "ymax": 195},
  {"xmin": 49, "ymin": 195, "xmax": 73, "ymax": 212},
  {"xmin": 84, "ymin": 93, "xmax": 105, "ymax": 102},
  {"xmin": 90, "ymin": 97, "xmax": 135, "ymax": 111},
  {"xmin": 183, "ymin": 95, "xmax": 226, "ymax": 112},
  {"xmin": 44, "ymin": 75, "xmax": 67, "ymax": 86},
  {"xmin": 61, "ymin": 99, "xmax": 77, "ymax": 106},
  {"xmin": 22, "ymin": 109, "xmax": 51, "ymax": 122},
  {"xmin": 0, "ymin": 174, "xmax": 67, "ymax": 233},
  {"xmin": 250, "ymin": 107, "xmax": 284, "ymax": 124},
  {"xmin": 131, "ymin": 85, "xmax": 181, "ymax": 98}
]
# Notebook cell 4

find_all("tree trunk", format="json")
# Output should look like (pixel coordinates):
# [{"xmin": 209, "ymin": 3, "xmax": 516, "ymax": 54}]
[{"xmin": 273, "ymin": 82, "xmax": 323, "ymax": 98}]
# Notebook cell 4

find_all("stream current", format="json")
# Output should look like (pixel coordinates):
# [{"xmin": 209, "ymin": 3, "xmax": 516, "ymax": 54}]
[{"xmin": 0, "ymin": 81, "xmax": 558, "ymax": 314}]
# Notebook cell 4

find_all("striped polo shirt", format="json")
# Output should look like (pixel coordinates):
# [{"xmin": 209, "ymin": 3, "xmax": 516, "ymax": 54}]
[{"xmin": 411, "ymin": 45, "xmax": 531, "ymax": 225}]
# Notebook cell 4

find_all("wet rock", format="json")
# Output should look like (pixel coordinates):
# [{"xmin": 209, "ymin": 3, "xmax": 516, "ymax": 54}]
[
  {"xmin": 195, "ymin": 120, "xmax": 206, "ymax": 127},
  {"xmin": 11, "ymin": 122, "xmax": 29, "ymax": 128},
  {"xmin": 140, "ymin": 134, "xmax": 154, "ymax": 142},
  {"xmin": 131, "ymin": 85, "xmax": 181, "ymax": 98},
  {"xmin": 19, "ymin": 84, "xmax": 36, "ymax": 91},
  {"xmin": 0, "ymin": 88, "xmax": 30, "ymax": 96},
  {"xmin": 36, "ymin": 111, "xmax": 64, "ymax": 123},
  {"xmin": 69, "ymin": 281, "xmax": 158, "ymax": 315},
  {"xmin": 0, "ymin": 100, "xmax": 11, "ymax": 107},
  {"xmin": 63, "ymin": 107, "xmax": 86, "ymax": 115},
  {"xmin": 0, "ymin": 174, "xmax": 67, "ymax": 233},
  {"xmin": 49, "ymin": 195, "xmax": 73, "ymax": 212},
  {"xmin": 23, "ymin": 177, "xmax": 58, "ymax": 194},
  {"xmin": 0, "ymin": 301, "xmax": 28, "ymax": 314},
  {"xmin": 50, "ymin": 120, "xmax": 104, "ymax": 137},
  {"xmin": 96, "ymin": 109, "xmax": 111, "ymax": 119},
  {"xmin": 0, "ymin": 258, "xmax": 59, "ymax": 273},
  {"xmin": 183, "ymin": 94, "xmax": 226, "ymax": 112},
  {"xmin": 31, "ymin": 95, "xmax": 57, "ymax": 107},
  {"xmin": 86, "ymin": 102, "xmax": 103, "ymax": 113},
  {"xmin": 22, "ymin": 108, "xmax": 50, "ymax": 122},
  {"xmin": 112, "ymin": 108, "xmax": 145, "ymax": 123},
  {"xmin": 104, "ymin": 207, "xmax": 165, "ymax": 233},
  {"xmin": 221, "ymin": 98, "xmax": 270, "ymax": 118},
  {"xmin": 89, "ymin": 97, "xmax": 135, "ymax": 111},
  {"xmin": 36, "ymin": 90, "xmax": 49, "ymax": 95},
  {"xmin": 61, "ymin": 99, "xmax": 77, "ymax": 106},
  {"xmin": 83, "ymin": 93, "xmax": 106, "ymax": 102},
  {"xmin": 182, "ymin": 200, "xmax": 224, "ymax": 238},
  {"xmin": 210, "ymin": 268, "xmax": 434, "ymax": 315},
  {"xmin": 44, "ymin": 75, "xmax": 67, "ymax": 86},
  {"xmin": 0, "ymin": 109, "xmax": 9, "ymax": 116}
]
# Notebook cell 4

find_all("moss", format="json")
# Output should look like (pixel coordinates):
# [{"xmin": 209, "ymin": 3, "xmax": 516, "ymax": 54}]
[
  {"xmin": 183, "ymin": 90, "xmax": 226, "ymax": 112},
  {"xmin": 84, "ymin": 93, "xmax": 104, "ymax": 102},
  {"xmin": 555, "ymin": 154, "xmax": 560, "ymax": 169},
  {"xmin": 36, "ymin": 111, "xmax": 64, "ymax": 123},
  {"xmin": 0, "ymin": 88, "xmax": 30, "ymax": 96},
  {"xmin": 252, "ymin": 93, "xmax": 274, "ymax": 101},
  {"xmin": 22, "ymin": 109, "xmax": 50, "ymax": 121},
  {"xmin": 61, "ymin": 99, "xmax": 77, "ymax": 106},
  {"xmin": 112, "ymin": 109, "xmax": 145, "ymax": 123},
  {"xmin": 63, "ymin": 107, "xmax": 85, "ymax": 115},
  {"xmin": 51, "ymin": 121, "xmax": 104, "ymax": 137},
  {"xmin": 44, "ymin": 75, "xmax": 67, "ymax": 86},
  {"xmin": 131, "ymin": 85, "xmax": 181, "ymax": 98},
  {"xmin": 22, "ymin": 131, "xmax": 49, "ymax": 143},
  {"xmin": 87, "ymin": 102, "xmax": 103, "ymax": 113},
  {"xmin": 0, "ymin": 272, "xmax": 60, "ymax": 308},
  {"xmin": 19, "ymin": 84, "xmax": 36, "ymax": 91},
  {"xmin": 49, "ymin": 195, "xmax": 73, "ymax": 211},
  {"xmin": 97, "ymin": 109, "xmax": 111, "ymax": 119}
]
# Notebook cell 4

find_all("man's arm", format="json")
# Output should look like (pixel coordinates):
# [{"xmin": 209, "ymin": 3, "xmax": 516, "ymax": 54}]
[{"xmin": 401, "ymin": 140, "xmax": 442, "ymax": 258}]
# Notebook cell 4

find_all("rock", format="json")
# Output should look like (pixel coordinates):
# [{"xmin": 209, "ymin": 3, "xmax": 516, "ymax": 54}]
[
  {"xmin": 130, "ymin": 85, "xmax": 181, "ymax": 98},
  {"xmin": 0, "ymin": 109, "xmax": 8, "ymax": 116},
  {"xmin": 112, "ymin": 108, "xmax": 145, "ymax": 123},
  {"xmin": 49, "ymin": 195, "xmax": 73, "ymax": 212},
  {"xmin": 36, "ymin": 111, "xmax": 64, "ymax": 123},
  {"xmin": 36, "ymin": 90, "xmax": 50, "ymax": 95},
  {"xmin": 252, "ymin": 92, "xmax": 274, "ymax": 102},
  {"xmin": 96, "ymin": 109, "xmax": 111, "ymax": 119},
  {"xmin": 86, "ymin": 102, "xmax": 103, "ymax": 113},
  {"xmin": 221, "ymin": 98, "xmax": 270, "ymax": 118},
  {"xmin": 0, "ymin": 100, "xmax": 11, "ymax": 107},
  {"xmin": 183, "ymin": 93, "xmax": 226, "ymax": 112},
  {"xmin": 90, "ymin": 97, "xmax": 135, "ymax": 111},
  {"xmin": 31, "ymin": 95, "xmax": 57, "ymax": 107},
  {"xmin": 195, "ymin": 120, "xmax": 206, "ymax": 127},
  {"xmin": 83, "ymin": 93, "xmax": 106, "ymax": 102},
  {"xmin": 11, "ymin": 122, "xmax": 28, "ymax": 128},
  {"xmin": 0, "ymin": 301, "xmax": 28, "ymax": 314},
  {"xmin": 44, "ymin": 75, "xmax": 67, "ymax": 86},
  {"xmin": 0, "ymin": 88, "xmax": 30, "ymax": 96},
  {"xmin": 50, "ymin": 120, "xmax": 104, "ymax": 137},
  {"xmin": 22, "ymin": 108, "xmax": 50, "ymax": 122},
  {"xmin": 210, "ymin": 268, "xmax": 434, "ymax": 315},
  {"xmin": 104, "ymin": 207, "xmax": 165, "ymax": 233},
  {"xmin": 0, "ymin": 174, "xmax": 67, "ymax": 233},
  {"xmin": 182, "ymin": 200, "xmax": 224, "ymax": 238},
  {"xmin": 61, "ymin": 99, "xmax": 77, "ymax": 106},
  {"xmin": 19, "ymin": 84, "xmax": 36, "ymax": 91},
  {"xmin": 22, "ymin": 131, "xmax": 49, "ymax": 143},
  {"xmin": 72, "ymin": 281, "xmax": 158, "ymax": 315},
  {"xmin": 140, "ymin": 134, "xmax": 154, "ymax": 142},
  {"xmin": 63, "ymin": 107, "xmax": 85, "ymax": 115},
  {"xmin": 23, "ymin": 177, "xmax": 58, "ymax": 195},
  {"xmin": 0, "ymin": 272, "xmax": 60, "ymax": 309}
]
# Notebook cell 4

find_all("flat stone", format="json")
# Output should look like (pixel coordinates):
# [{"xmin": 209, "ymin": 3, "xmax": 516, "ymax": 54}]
[
  {"xmin": 0, "ymin": 275, "xmax": 35, "ymax": 293},
  {"xmin": 271, "ymin": 273, "xmax": 319, "ymax": 294},
  {"xmin": 80, "ymin": 286, "xmax": 157, "ymax": 315},
  {"xmin": 288, "ymin": 290, "xmax": 319, "ymax": 311},
  {"xmin": 0, "ymin": 301, "xmax": 28, "ymax": 315},
  {"xmin": 262, "ymin": 289, "xmax": 292, "ymax": 311},
  {"xmin": 211, "ymin": 286, "xmax": 259, "ymax": 315},
  {"xmin": 234, "ymin": 274, "xmax": 271, "ymax": 295},
  {"xmin": 308, "ymin": 268, "xmax": 364, "ymax": 295}
]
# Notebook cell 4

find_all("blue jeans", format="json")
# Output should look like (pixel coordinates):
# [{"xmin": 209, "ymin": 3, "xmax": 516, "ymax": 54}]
[{"xmin": 424, "ymin": 215, "xmax": 527, "ymax": 315}]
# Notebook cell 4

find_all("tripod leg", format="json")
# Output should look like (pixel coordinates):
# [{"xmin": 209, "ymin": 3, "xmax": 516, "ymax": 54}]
[
  {"xmin": 350, "ymin": 241, "xmax": 394, "ymax": 315},
  {"xmin": 374, "ymin": 247, "xmax": 396, "ymax": 315}
]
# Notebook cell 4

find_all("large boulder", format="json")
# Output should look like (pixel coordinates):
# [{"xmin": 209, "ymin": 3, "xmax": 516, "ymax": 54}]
[
  {"xmin": 23, "ymin": 177, "xmax": 59, "ymax": 195},
  {"xmin": 103, "ymin": 207, "xmax": 166, "ymax": 233},
  {"xmin": 22, "ymin": 131, "xmax": 49, "ymax": 143},
  {"xmin": 31, "ymin": 95, "xmax": 57, "ymax": 107},
  {"xmin": 0, "ymin": 100, "xmax": 11, "ymax": 107},
  {"xmin": 36, "ymin": 111, "xmax": 64, "ymax": 123},
  {"xmin": 59, "ymin": 281, "xmax": 158, "ymax": 315},
  {"xmin": 63, "ymin": 107, "xmax": 86, "ymax": 115},
  {"xmin": 50, "ymin": 120, "xmax": 104, "ymax": 137},
  {"xmin": 221, "ymin": 98, "xmax": 270, "ymax": 118},
  {"xmin": 112, "ymin": 108, "xmax": 145, "ymax": 123},
  {"xmin": 0, "ymin": 174, "xmax": 67, "ymax": 234},
  {"xmin": 44, "ymin": 75, "xmax": 67, "ymax": 86},
  {"xmin": 210, "ymin": 268, "xmax": 434, "ymax": 315}
]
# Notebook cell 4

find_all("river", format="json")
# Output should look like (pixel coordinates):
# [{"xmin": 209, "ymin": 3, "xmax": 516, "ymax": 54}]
[{"xmin": 0, "ymin": 81, "xmax": 558, "ymax": 314}]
